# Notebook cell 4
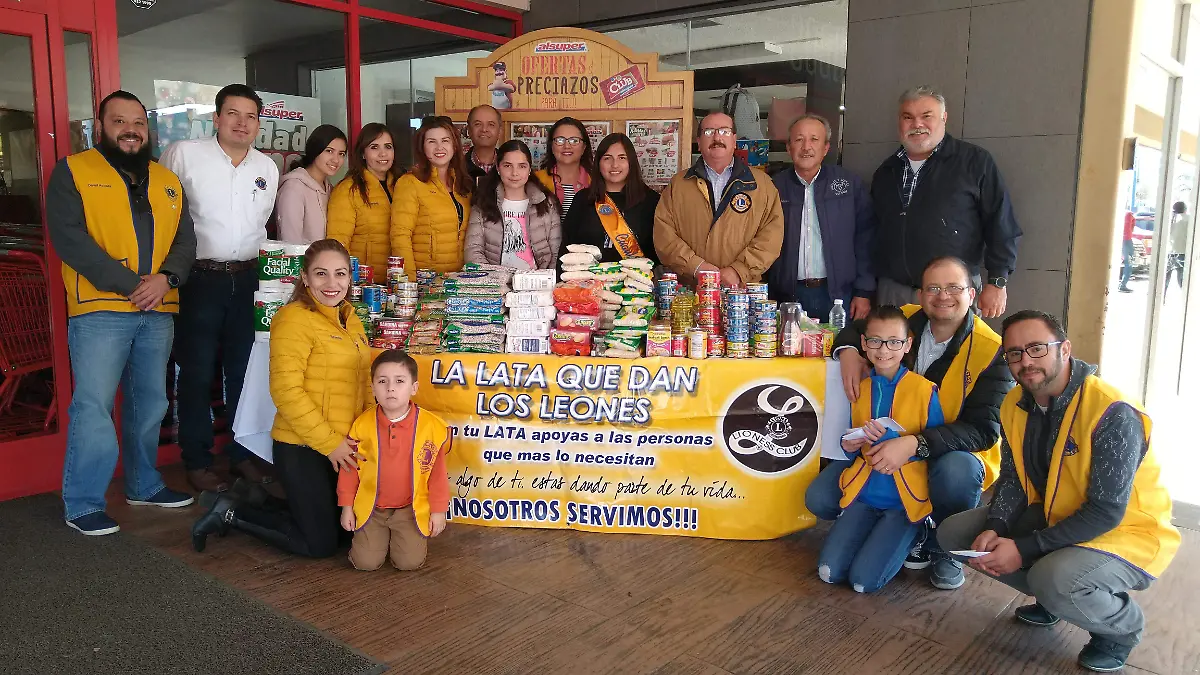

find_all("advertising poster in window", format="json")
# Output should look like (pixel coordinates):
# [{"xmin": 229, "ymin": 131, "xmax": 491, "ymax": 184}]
[
  {"xmin": 626, "ymin": 120, "xmax": 681, "ymax": 188},
  {"xmin": 584, "ymin": 121, "xmax": 610, "ymax": 151},
  {"xmin": 510, "ymin": 122, "xmax": 553, "ymax": 167},
  {"xmin": 151, "ymin": 80, "xmax": 322, "ymax": 175}
]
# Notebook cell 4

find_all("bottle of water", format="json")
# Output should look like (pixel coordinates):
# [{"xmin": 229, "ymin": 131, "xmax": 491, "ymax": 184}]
[{"xmin": 829, "ymin": 299, "xmax": 846, "ymax": 329}]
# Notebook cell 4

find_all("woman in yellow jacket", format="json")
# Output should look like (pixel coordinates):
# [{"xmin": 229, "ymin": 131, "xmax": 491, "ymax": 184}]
[
  {"xmin": 327, "ymin": 123, "xmax": 401, "ymax": 282},
  {"xmin": 391, "ymin": 116, "xmax": 473, "ymax": 274},
  {"xmin": 192, "ymin": 239, "xmax": 373, "ymax": 558}
]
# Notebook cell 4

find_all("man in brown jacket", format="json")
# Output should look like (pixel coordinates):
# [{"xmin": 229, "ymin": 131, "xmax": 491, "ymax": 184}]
[{"xmin": 654, "ymin": 112, "xmax": 784, "ymax": 287}]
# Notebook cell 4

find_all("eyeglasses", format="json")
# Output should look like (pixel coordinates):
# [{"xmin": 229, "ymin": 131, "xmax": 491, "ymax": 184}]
[
  {"xmin": 552, "ymin": 136, "xmax": 583, "ymax": 146},
  {"xmin": 923, "ymin": 284, "xmax": 968, "ymax": 297},
  {"xmin": 700, "ymin": 127, "xmax": 734, "ymax": 138},
  {"xmin": 1003, "ymin": 341, "xmax": 1064, "ymax": 364},
  {"xmin": 864, "ymin": 337, "xmax": 908, "ymax": 351}
]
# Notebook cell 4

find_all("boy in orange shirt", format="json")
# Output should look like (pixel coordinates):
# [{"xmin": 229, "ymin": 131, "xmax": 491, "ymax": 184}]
[{"xmin": 338, "ymin": 350, "xmax": 452, "ymax": 571}]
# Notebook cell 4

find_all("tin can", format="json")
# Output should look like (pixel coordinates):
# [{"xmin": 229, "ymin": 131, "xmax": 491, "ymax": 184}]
[
  {"xmin": 387, "ymin": 255, "xmax": 405, "ymax": 276},
  {"xmin": 671, "ymin": 333, "xmax": 686, "ymax": 357},
  {"xmin": 362, "ymin": 285, "xmax": 384, "ymax": 314},
  {"xmin": 687, "ymin": 328, "xmax": 708, "ymax": 359},
  {"xmin": 662, "ymin": 271, "xmax": 678, "ymax": 283},
  {"xmin": 348, "ymin": 285, "xmax": 363, "ymax": 303},
  {"xmin": 358, "ymin": 264, "xmax": 375, "ymax": 285},
  {"xmin": 745, "ymin": 282, "xmax": 769, "ymax": 296},
  {"xmin": 696, "ymin": 306, "xmax": 720, "ymax": 325},
  {"xmin": 707, "ymin": 334, "xmax": 725, "ymax": 357},
  {"xmin": 696, "ymin": 269, "xmax": 720, "ymax": 290},
  {"xmin": 349, "ymin": 256, "xmax": 359, "ymax": 283},
  {"xmin": 646, "ymin": 322, "xmax": 672, "ymax": 357}
]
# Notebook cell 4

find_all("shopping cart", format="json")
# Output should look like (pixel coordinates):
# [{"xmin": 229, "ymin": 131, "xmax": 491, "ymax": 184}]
[{"xmin": 0, "ymin": 249, "xmax": 56, "ymax": 436}]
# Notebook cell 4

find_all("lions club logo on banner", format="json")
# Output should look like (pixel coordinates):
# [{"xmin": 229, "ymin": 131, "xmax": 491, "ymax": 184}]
[{"xmin": 720, "ymin": 383, "xmax": 819, "ymax": 474}]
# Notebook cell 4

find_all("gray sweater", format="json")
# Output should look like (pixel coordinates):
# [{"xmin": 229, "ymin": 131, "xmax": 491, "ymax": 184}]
[{"xmin": 985, "ymin": 359, "xmax": 1149, "ymax": 564}]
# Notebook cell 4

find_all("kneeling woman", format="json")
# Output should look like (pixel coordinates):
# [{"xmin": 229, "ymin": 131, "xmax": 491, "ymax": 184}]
[
  {"xmin": 558, "ymin": 133, "xmax": 658, "ymax": 269},
  {"xmin": 464, "ymin": 140, "xmax": 561, "ymax": 270},
  {"xmin": 192, "ymin": 239, "xmax": 372, "ymax": 557}
]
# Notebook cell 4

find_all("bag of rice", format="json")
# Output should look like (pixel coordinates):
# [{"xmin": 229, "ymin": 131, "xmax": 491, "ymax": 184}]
[
  {"xmin": 566, "ymin": 244, "xmax": 602, "ymax": 258},
  {"xmin": 560, "ymin": 252, "xmax": 597, "ymax": 266}
]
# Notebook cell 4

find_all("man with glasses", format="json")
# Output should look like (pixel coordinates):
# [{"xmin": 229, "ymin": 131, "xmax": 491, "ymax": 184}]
[
  {"xmin": 654, "ymin": 112, "xmax": 783, "ymax": 288},
  {"xmin": 812, "ymin": 256, "xmax": 1013, "ymax": 590},
  {"xmin": 871, "ymin": 85, "xmax": 1021, "ymax": 318},
  {"xmin": 938, "ymin": 310, "xmax": 1178, "ymax": 673}
]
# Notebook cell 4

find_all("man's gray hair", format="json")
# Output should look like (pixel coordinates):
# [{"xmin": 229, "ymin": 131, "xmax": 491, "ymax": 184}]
[
  {"xmin": 899, "ymin": 85, "xmax": 946, "ymax": 110},
  {"xmin": 787, "ymin": 114, "xmax": 832, "ymax": 143}
]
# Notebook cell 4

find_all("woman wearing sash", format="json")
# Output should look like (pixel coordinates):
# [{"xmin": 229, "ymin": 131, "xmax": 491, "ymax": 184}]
[
  {"xmin": 465, "ymin": 140, "xmax": 561, "ymax": 269},
  {"xmin": 558, "ymin": 133, "xmax": 659, "ymax": 271}
]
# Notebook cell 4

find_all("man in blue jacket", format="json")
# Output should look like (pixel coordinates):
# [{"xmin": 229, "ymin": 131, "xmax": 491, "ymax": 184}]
[{"xmin": 768, "ymin": 114, "xmax": 876, "ymax": 321}]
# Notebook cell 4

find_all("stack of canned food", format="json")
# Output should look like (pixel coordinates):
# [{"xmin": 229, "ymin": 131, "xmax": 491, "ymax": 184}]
[
  {"xmin": 722, "ymin": 287, "xmax": 750, "ymax": 358},
  {"xmin": 748, "ymin": 282, "xmax": 779, "ymax": 358},
  {"xmin": 655, "ymin": 272, "xmax": 678, "ymax": 317},
  {"xmin": 694, "ymin": 270, "xmax": 723, "ymax": 357},
  {"xmin": 344, "ymin": 255, "xmax": 421, "ymax": 348}
]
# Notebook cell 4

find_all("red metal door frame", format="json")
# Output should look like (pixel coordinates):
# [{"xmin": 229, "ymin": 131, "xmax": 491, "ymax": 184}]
[{"xmin": 0, "ymin": 7, "xmax": 70, "ymax": 501}]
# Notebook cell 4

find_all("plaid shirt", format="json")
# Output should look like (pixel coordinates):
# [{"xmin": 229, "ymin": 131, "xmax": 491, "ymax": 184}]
[{"xmin": 897, "ymin": 138, "xmax": 944, "ymax": 209}]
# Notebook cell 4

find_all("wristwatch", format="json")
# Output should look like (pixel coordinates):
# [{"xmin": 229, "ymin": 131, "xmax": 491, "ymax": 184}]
[
  {"xmin": 914, "ymin": 434, "xmax": 930, "ymax": 459},
  {"xmin": 163, "ymin": 271, "xmax": 180, "ymax": 289},
  {"xmin": 988, "ymin": 276, "xmax": 1008, "ymax": 289}
]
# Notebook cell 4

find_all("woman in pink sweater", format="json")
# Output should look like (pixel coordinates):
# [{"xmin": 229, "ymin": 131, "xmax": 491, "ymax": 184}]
[{"xmin": 276, "ymin": 124, "xmax": 347, "ymax": 243}]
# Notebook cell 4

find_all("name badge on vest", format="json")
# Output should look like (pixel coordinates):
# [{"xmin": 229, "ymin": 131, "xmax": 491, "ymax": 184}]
[
  {"xmin": 418, "ymin": 439, "xmax": 437, "ymax": 472},
  {"xmin": 731, "ymin": 193, "xmax": 752, "ymax": 214},
  {"xmin": 165, "ymin": 186, "xmax": 178, "ymax": 200},
  {"xmin": 255, "ymin": 177, "xmax": 268, "ymax": 190},
  {"xmin": 830, "ymin": 178, "xmax": 850, "ymax": 196}
]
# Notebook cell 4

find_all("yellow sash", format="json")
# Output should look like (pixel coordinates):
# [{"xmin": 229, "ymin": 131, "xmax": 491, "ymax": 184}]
[{"xmin": 595, "ymin": 196, "xmax": 645, "ymax": 259}]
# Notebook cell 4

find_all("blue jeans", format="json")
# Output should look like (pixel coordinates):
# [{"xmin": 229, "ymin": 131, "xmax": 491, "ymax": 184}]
[
  {"xmin": 175, "ymin": 267, "xmax": 256, "ymax": 470},
  {"xmin": 806, "ymin": 452, "xmax": 983, "ymax": 550},
  {"xmin": 818, "ymin": 500, "xmax": 921, "ymax": 593},
  {"xmin": 62, "ymin": 311, "xmax": 173, "ymax": 520},
  {"xmin": 789, "ymin": 280, "xmax": 852, "ymax": 322},
  {"xmin": 1119, "ymin": 239, "xmax": 1134, "ymax": 289}
]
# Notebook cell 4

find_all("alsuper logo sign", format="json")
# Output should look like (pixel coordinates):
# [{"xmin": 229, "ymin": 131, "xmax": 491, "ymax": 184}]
[
  {"xmin": 261, "ymin": 100, "xmax": 305, "ymax": 121},
  {"xmin": 534, "ymin": 40, "xmax": 588, "ymax": 54}
]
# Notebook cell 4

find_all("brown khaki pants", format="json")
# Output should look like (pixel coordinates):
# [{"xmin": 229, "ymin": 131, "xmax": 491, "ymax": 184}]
[{"xmin": 348, "ymin": 506, "xmax": 427, "ymax": 571}]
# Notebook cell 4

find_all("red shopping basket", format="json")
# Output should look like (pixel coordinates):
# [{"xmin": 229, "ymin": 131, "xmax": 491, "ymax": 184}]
[{"xmin": 0, "ymin": 249, "xmax": 55, "ymax": 435}]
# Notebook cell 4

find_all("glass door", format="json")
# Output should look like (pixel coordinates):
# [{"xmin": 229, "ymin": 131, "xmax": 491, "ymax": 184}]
[{"xmin": 0, "ymin": 8, "xmax": 67, "ymax": 496}]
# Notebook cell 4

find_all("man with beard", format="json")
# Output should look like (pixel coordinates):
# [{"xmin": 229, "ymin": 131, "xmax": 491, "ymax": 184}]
[
  {"xmin": 46, "ymin": 90, "xmax": 197, "ymax": 535},
  {"xmin": 871, "ymin": 86, "xmax": 1021, "ymax": 318},
  {"xmin": 811, "ymin": 256, "xmax": 1013, "ymax": 590},
  {"xmin": 654, "ymin": 112, "xmax": 783, "ymax": 287},
  {"xmin": 767, "ymin": 114, "xmax": 876, "ymax": 321},
  {"xmin": 938, "ymin": 311, "xmax": 1178, "ymax": 673},
  {"xmin": 160, "ymin": 84, "xmax": 279, "ymax": 495},
  {"xmin": 465, "ymin": 104, "xmax": 502, "ymax": 184}
]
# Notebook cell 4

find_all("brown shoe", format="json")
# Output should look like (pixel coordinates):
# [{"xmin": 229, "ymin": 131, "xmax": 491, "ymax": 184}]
[
  {"xmin": 187, "ymin": 468, "xmax": 230, "ymax": 493},
  {"xmin": 233, "ymin": 459, "xmax": 286, "ymax": 500}
]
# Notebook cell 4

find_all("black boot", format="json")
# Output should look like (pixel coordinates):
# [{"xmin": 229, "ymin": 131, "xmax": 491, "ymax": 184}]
[
  {"xmin": 191, "ymin": 493, "xmax": 237, "ymax": 552},
  {"xmin": 227, "ymin": 511, "xmax": 294, "ymax": 552}
]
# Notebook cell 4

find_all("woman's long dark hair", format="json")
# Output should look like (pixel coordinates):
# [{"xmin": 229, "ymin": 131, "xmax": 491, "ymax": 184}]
[
  {"xmin": 541, "ymin": 116, "xmax": 594, "ymax": 175},
  {"xmin": 348, "ymin": 123, "xmax": 400, "ymax": 206},
  {"xmin": 475, "ymin": 140, "xmax": 556, "ymax": 224},
  {"xmin": 585, "ymin": 133, "xmax": 649, "ymax": 209},
  {"xmin": 410, "ymin": 115, "xmax": 473, "ymax": 196},
  {"xmin": 299, "ymin": 124, "xmax": 347, "ymax": 170}
]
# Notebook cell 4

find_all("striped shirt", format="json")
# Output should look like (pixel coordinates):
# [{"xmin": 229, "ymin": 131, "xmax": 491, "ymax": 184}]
[{"xmin": 561, "ymin": 183, "xmax": 577, "ymax": 215}]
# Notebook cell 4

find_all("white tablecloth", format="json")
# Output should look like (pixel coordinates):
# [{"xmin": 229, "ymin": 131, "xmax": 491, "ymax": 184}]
[{"xmin": 233, "ymin": 342, "xmax": 852, "ymax": 464}]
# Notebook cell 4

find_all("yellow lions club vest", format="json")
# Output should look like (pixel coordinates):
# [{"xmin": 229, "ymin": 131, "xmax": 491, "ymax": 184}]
[
  {"xmin": 901, "ymin": 304, "xmax": 1005, "ymax": 488},
  {"xmin": 63, "ymin": 148, "xmax": 184, "ymax": 316},
  {"xmin": 839, "ymin": 370, "xmax": 936, "ymax": 523},
  {"xmin": 1001, "ymin": 376, "xmax": 1179, "ymax": 578},
  {"xmin": 347, "ymin": 405, "xmax": 453, "ymax": 537}
]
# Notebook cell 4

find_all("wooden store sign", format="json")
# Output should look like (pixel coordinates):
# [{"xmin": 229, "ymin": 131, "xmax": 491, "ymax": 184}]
[{"xmin": 437, "ymin": 27, "xmax": 695, "ymax": 182}]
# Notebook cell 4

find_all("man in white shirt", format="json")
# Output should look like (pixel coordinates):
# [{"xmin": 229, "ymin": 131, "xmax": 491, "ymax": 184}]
[
  {"xmin": 160, "ymin": 84, "xmax": 279, "ymax": 494},
  {"xmin": 767, "ymin": 114, "xmax": 876, "ymax": 322}
]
